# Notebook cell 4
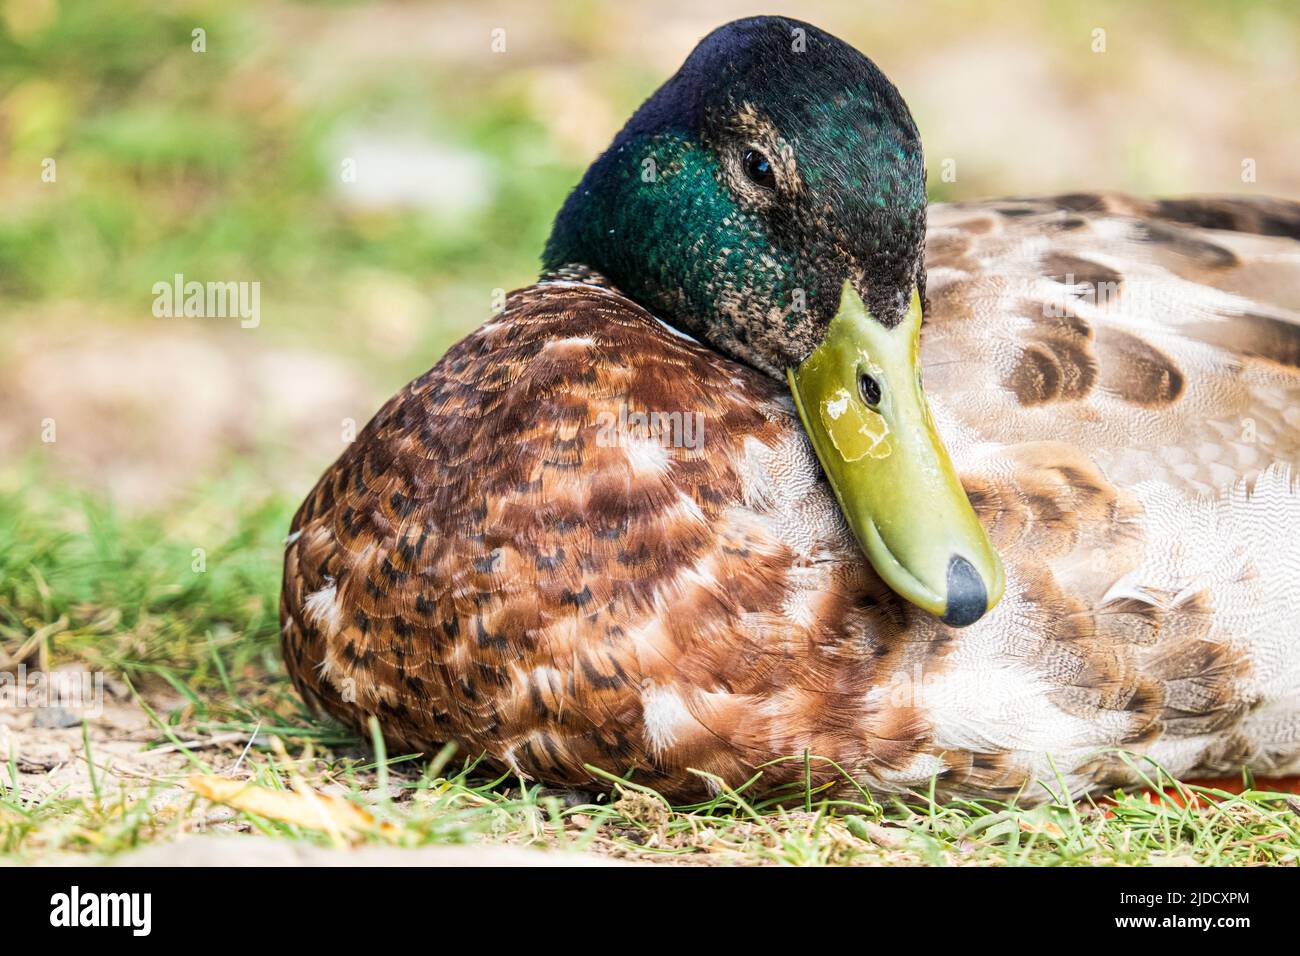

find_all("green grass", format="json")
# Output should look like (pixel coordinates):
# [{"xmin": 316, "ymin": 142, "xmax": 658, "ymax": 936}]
[
  {"xmin": 2, "ymin": 474, "xmax": 1299, "ymax": 866},
  {"xmin": 7, "ymin": 713, "xmax": 1300, "ymax": 866},
  {"xmin": 0, "ymin": 466, "xmax": 292, "ymax": 713}
]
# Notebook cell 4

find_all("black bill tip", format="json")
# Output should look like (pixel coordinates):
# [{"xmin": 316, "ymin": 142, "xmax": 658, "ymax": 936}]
[{"xmin": 942, "ymin": 554, "xmax": 988, "ymax": 627}]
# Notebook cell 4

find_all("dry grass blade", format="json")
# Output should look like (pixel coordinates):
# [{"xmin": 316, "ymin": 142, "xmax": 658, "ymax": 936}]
[
  {"xmin": 187, "ymin": 775, "xmax": 396, "ymax": 840},
  {"xmin": 0, "ymin": 615, "xmax": 68, "ymax": 669}
]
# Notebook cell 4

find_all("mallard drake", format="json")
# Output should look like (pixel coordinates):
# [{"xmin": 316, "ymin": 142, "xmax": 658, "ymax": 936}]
[{"xmin": 281, "ymin": 16, "xmax": 1300, "ymax": 802}]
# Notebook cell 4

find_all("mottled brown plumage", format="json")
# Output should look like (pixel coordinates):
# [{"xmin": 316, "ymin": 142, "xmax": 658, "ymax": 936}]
[
  {"xmin": 283, "ymin": 195, "xmax": 1300, "ymax": 801},
  {"xmin": 283, "ymin": 275, "xmax": 897, "ymax": 797}
]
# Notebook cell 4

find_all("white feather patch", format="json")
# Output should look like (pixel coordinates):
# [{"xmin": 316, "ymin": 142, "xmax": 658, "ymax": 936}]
[
  {"xmin": 622, "ymin": 434, "xmax": 671, "ymax": 476},
  {"xmin": 641, "ymin": 684, "xmax": 692, "ymax": 757},
  {"xmin": 302, "ymin": 580, "xmax": 342, "ymax": 637}
]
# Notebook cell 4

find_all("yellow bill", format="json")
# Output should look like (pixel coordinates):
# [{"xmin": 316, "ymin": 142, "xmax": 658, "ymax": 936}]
[{"xmin": 787, "ymin": 282, "xmax": 1004, "ymax": 626}]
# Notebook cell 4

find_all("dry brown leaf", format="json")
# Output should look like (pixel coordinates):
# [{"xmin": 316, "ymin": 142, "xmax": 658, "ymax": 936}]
[
  {"xmin": 1018, "ymin": 818, "xmax": 1065, "ymax": 838},
  {"xmin": 188, "ymin": 775, "xmax": 396, "ymax": 838}
]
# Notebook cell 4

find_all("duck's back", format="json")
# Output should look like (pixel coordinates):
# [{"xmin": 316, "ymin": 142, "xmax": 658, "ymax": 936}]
[{"xmin": 923, "ymin": 192, "xmax": 1300, "ymax": 492}]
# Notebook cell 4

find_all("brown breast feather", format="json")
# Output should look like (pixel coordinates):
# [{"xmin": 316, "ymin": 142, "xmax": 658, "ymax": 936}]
[{"xmin": 281, "ymin": 281, "xmax": 941, "ymax": 798}]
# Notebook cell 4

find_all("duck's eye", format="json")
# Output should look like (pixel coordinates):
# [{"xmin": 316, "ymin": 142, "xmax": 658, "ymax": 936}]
[
  {"xmin": 859, "ymin": 371, "xmax": 883, "ymax": 408},
  {"xmin": 742, "ymin": 149, "xmax": 776, "ymax": 190}
]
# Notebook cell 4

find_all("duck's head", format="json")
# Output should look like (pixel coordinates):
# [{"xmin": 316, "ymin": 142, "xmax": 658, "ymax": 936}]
[{"xmin": 543, "ymin": 16, "xmax": 1003, "ymax": 626}]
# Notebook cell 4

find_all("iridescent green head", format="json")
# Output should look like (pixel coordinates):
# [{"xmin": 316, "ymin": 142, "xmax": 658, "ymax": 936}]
[
  {"xmin": 544, "ymin": 16, "xmax": 1003, "ymax": 626},
  {"xmin": 544, "ymin": 15, "xmax": 927, "ymax": 374}
]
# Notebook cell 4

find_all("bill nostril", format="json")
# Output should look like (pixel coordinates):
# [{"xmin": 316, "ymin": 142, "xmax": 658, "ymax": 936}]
[{"xmin": 942, "ymin": 554, "xmax": 988, "ymax": 627}]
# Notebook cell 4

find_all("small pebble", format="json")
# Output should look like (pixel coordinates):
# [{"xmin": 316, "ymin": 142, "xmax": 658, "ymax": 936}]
[{"xmin": 32, "ymin": 706, "xmax": 83, "ymax": 729}]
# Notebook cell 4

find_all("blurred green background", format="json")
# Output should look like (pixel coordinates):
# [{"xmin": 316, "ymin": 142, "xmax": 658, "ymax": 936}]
[
  {"xmin": 2, "ymin": 0, "xmax": 1299, "ymax": 505},
  {"xmin": 0, "ymin": 0, "xmax": 1297, "ymax": 648}
]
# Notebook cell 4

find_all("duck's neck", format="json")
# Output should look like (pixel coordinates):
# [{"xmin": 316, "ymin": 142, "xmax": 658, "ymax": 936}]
[
  {"xmin": 539, "ymin": 261, "xmax": 714, "ymax": 348},
  {"xmin": 539, "ymin": 262, "xmax": 620, "ymax": 291}
]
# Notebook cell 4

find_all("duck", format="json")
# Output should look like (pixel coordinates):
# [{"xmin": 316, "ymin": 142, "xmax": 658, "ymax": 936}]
[{"xmin": 280, "ymin": 15, "xmax": 1300, "ymax": 803}]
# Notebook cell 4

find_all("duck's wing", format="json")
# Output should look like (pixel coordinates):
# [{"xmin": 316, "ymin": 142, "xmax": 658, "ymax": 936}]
[
  {"xmin": 923, "ymin": 192, "xmax": 1300, "ymax": 494},
  {"xmin": 915, "ymin": 194, "xmax": 1300, "ymax": 795}
]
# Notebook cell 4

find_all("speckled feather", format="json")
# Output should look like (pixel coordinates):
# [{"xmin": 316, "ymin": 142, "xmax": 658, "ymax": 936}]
[{"xmin": 283, "ymin": 195, "xmax": 1300, "ymax": 801}]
